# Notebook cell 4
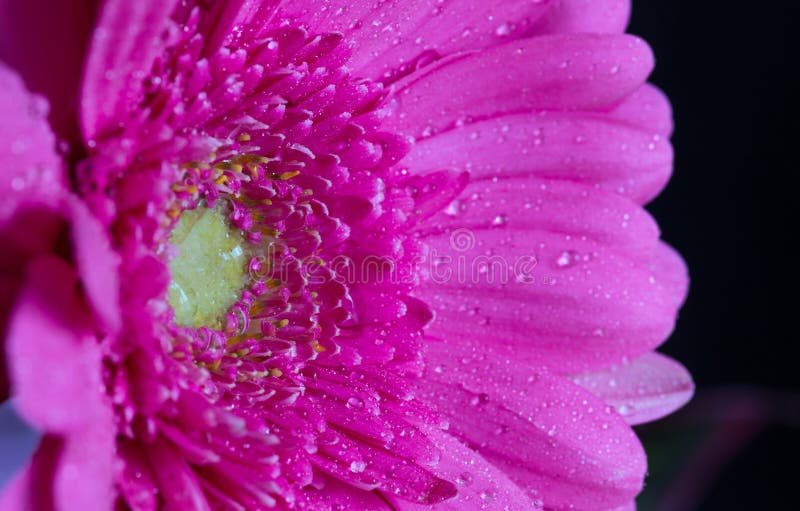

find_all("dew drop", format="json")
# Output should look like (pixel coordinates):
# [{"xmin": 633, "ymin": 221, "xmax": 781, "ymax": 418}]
[{"xmin": 349, "ymin": 461, "xmax": 366, "ymax": 473}]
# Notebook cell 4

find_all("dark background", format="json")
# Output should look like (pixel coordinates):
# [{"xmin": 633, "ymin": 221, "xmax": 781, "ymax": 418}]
[{"xmin": 630, "ymin": 2, "xmax": 797, "ymax": 509}]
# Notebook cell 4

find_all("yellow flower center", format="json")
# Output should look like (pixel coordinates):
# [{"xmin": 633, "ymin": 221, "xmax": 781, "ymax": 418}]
[{"xmin": 168, "ymin": 206, "xmax": 247, "ymax": 328}]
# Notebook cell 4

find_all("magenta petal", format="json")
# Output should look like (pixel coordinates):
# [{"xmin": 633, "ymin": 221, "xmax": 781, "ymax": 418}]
[
  {"xmin": 0, "ymin": 63, "xmax": 66, "ymax": 220},
  {"xmin": 287, "ymin": 0, "xmax": 553, "ymax": 80},
  {"xmin": 278, "ymin": 0, "xmax": 553, "ymax": 70},
  {"xmin": 609, "ymin": 84, "xmax": 674, "ymax": 137},
  {"xmin": 67, "ymin": 197, "xmax": 121, "ymax": 334},
  {"xmin": 531, "ymin": 0, "xmax": 631, "ymax": 35},
  {"xmin": 80, "ymin": 0, "xmax": 180, "ymax": 141},
  {"xmin": 419, "ymin": 178, "xmax": 660, "ymax": 257},
  {"xmin": 1, "ymin": 428, "xmax": 114, "ymax": 511},
  {"xmin": 402, "ymin": 112, "xmax": 673, "ymax": 205},
  {"xmin": 417, "ymin": 225, "xmax": 685, "ymax": 372},
  {"xmin": 302, "ymin": 479, "xmax": 391, "ymax": 510},
  {"xmin": 387, "ymin": 429, "xmax": 539, "ymax": 511},
  {"xmin": 5, "ymin": 255, "xmax": 108, "ymax": 433},
  {"xmin": 0, "ymin": 0, "xmax": 95, "ymax": 141},
  {"xmin": 572, "ymin": 352, "xmax": 694, "ymax": 425},
  {"xmin": 388, "ymin": 34, "xmax": 653, "ymax": 137},
  {"xmin": 146, "ymin": 438, "xmax": 212, "ymax": 511},
  {"xmin": 421, "ymin": 341, "xmax": 646, "ymax": 510},
  {"xmin": 55, "ymin": 425, "xmax": 116, "ymax": 511}
]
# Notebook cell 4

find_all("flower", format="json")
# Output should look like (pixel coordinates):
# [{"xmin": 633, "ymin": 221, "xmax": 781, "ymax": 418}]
[{"xmin": 0, "ymin": 1, "xmax": 694, "ymax": 510}]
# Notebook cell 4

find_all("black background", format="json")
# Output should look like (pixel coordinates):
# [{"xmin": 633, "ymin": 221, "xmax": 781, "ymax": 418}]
[{"xmin": 629, "ymin": 2, "xmax": 796, "ymax": 509}]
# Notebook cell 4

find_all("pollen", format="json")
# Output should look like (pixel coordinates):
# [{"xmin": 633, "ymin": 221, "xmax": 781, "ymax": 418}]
[{"xmin": 168, "ymin": 205, "xmax": 248, "ymax": 328}]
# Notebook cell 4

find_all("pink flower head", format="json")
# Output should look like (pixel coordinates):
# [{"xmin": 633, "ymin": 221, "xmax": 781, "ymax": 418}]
[{"xmin": 0, "ymin": 1, "xmax": 693, "ymax": 510}]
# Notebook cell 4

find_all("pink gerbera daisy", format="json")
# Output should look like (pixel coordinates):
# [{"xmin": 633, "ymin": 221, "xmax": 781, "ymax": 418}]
[{"xmin": 0, "ymin": 1, "xmax": 693, "ymax": 510}]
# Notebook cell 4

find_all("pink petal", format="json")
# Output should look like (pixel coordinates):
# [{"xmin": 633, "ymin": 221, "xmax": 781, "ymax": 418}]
[
  {"xmin": 146, "ymin": 438, "xmax": 212, "ymax": 511},
  {"xmin": 5, "ymin": 255, "xmax": 108, "ymax": 433},
  {"xmin": 608, "ymin": 84, "xmax": 674, "ymax": 137},
  {"xmin": 650, "ymin": 242, "xmax": 690, "ymax": 308},
  {"xmin": 66, "ymin": 198, "xmax": 121, "ymax": 334},
  {"xmin": 387, "ymin": 429, "xmax": 540, "ymax": 511},
  {"xmin": 1, "ymin": 429, "xmax": 114, "ymax": 511},
  {"xmin": 420, "ymin": 341, "xmax": 646, "ymax": 510},
  {"xmin": 530, "ymin": 0, "xmax": 631, "ymax": 35},
  {"xmin": 419, "ymin": 178, "xmax": 660, "ymax": 258},
  {"xmin": 0, "ymin": 0, "xmax": 95, "ymax": 141},
  {"xmin": 80, "ymin": 0, "xmax": 180, "ymax": 141},
  {"xmin": 571, "ymin": 353, "xmax": 694, "ymax": 425},
  {"xmin": 0, "ymin": 63, "xmax": 66, "ymax": 222},
  {"xmin": 401, "ymin": 112, "xmax": 673, "ymax": 205},
  {"xmin": 55, "ymin": 426, "xmax": 116, "ymax": 511},
  {"xmin": 387, "ymin": 34, "xmax": 653, "ymax": 138},
  {"xmin": 0, "ymin": 63, "xmax": 67, "ymax": 397},
  {"xmin": 280, "ymin": 0, "xmax": 554, "ymax": 81},
  {"xmin": 301, "ymin": 479, "xmax": 391, "ymax": 510},
  {"xmin": 416, "ymin": 204, "xmax": 686, "ymax": 372}
]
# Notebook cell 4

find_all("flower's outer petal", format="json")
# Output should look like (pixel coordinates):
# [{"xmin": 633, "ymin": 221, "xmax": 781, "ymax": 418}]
[
  {"xmin": 607, "ymin": 502, "xmax": 637, "ymax": 511},
  {"xmin": 0, "ymin": 429, "xmax": 114, "ymax": 511},
  {"xmin": 418, "ymin": 237, "xmax": 682, "ymax": 372},
  {"xmin": 387, "ymin": 34, "xmax": 654, "ymax": 138},
  {"xmin": 278, "ymin": 0, "xmax": 554, "ymax": 81},
  {"xmin": 55, "ymin": 426, "xmax": 116, "ymax": 511},
  {"xmin": 572, "ymin": 353, "xmax": 694, "ymax": 425},
  {"xmin": 608, "ymin": 84, "xmax": 674, "ymax": 137},
  {"xmin": 0, "ymin": 63, "xmax": 66, "ymax": 222},
  {"xmin": 530, "ymin": 0, "xmax": 631, "ymax": 35},
  {"xmin": 651, "ymin": 242, "xmax": 690, "ymax": 308},
  {"xmin": 1, "ymin": 64, "xmax": 67, "ymax": 400},
  {"xmin": 5, "ymin": 255, "xmax": 108, "ymax": 433},
  {"xmin": 81, "ymin": 0, "xmax": 180, "ymax": 142},
  {"xmin": 0, "ymin": 0, "xmax": 95, "ymax": 142},
  {"xmin": 387, "ymin": 429, "xmax": 540, "ymax": 511},
  {"xmin": 419, "ymin": 177, "xmax": 661, "ymax": 257},
  {"xmin": 401, "ymin": 112, "xmax": 673, "ymax": 205},
  {"xmin": 67, "ymin": 198, "xmax": 121, "ymax": 334},
  {"xmin": 420, "ymin": 341, "xmax": 646, "ymax": 511},
  {"xmin": 415, "ymin": 178, "xmax": 686, "ymax": 372}
]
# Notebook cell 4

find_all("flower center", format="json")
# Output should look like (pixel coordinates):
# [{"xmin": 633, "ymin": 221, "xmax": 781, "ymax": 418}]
[{"xmin": 168, "ymin": 205, "xmax": 247, "ymax": 328}]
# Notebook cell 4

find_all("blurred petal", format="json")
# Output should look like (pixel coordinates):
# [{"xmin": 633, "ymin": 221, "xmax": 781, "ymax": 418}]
[
  {"xmin": 5, "ymin": 255, "xmax": 107, "ymax": 433},
  {"xmin": 0, "ymin": 63, "xmax": 66, "ymax": 221},
  {"xmin": 67, "ymin": 198, "xmax": 121, "ymax": 334},
  {"xmin": 0, "ymin": 427, "xmax": 114, "ymax": 511}
]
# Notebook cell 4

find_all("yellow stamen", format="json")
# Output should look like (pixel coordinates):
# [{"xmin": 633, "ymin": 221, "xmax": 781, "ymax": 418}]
[{"xmin": 168, "ymin": 206, "xmax": 247, "ymax": 328}]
